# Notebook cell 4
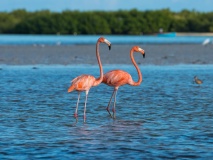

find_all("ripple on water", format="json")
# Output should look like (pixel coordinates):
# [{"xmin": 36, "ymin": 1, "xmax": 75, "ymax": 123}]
[{"xmin": 0, "ymin": 65, "xmax": 213, "ymax": 159}]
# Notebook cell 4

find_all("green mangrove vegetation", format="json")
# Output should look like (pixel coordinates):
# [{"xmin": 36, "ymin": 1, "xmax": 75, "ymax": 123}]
[{"xmin": 0, "ymin": 9, "xmax": 213, "ymax": 35}]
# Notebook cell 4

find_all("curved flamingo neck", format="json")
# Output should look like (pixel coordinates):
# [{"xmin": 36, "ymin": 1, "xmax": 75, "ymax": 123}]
[
  {"xmin": 93, "ymin": 41, "xmax": 103, "ymax": 86},
  {"xmin": 130, "ymin": 49, "xmax": 142, "ymax": 86}
]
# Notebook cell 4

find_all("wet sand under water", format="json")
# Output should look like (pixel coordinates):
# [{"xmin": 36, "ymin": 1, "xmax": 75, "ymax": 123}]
[{"xmin": 0, "ymin": 44, "xmax": 213, "ymax": 65}]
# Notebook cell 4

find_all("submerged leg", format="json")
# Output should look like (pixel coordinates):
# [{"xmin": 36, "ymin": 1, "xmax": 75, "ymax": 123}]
[
  {"xmin": 112, "ymin": 89, "xmax": 118, "ymax": 119},
  {"xmin": 83, "ymin": 90, "xmax": 89, "ymax": 123},
  {"xmin": 106, "ymin": 89, "xmax": 116, "ymax": 118},
  {"xmin": 74, "ymin": 92, "xmax": 80, "ymax": 123}
]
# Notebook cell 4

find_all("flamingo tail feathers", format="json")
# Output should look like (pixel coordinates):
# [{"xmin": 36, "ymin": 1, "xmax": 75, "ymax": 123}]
[{"xmin": 68, "ymin": 85, "xmax": 75, "ymax": 93}]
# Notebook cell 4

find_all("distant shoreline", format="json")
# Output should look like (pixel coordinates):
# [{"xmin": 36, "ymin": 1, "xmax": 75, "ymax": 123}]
[
  {"xmin": 0, "ymin": 32, "xmax": 213, "ymax": 36},
  {"xmin": 152, "ymin": 32, "xmax": 213, "ymax": 37},
  {"xmin": 176, "ymin": 32, "xmax": 213, "ymax": 36}
]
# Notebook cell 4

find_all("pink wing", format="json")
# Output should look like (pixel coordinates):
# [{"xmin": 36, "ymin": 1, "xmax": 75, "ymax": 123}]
[
  {"xmin": 103, "ymin": 70, "xmax": 132, "ymax": 87},
  {"xmin": 68, "ymin": 74, "xmax": 96, "ymax": 92}
]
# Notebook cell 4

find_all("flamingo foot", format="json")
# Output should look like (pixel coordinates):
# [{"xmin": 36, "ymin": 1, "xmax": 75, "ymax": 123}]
[
  {"xmin": 106, "ymin": 107, "xmax": 112, "ymax": 118},
  {"xmin": 83, "ymin": 115, "xmax": 86, "ymax": 123},
  {"xmin": 74, "ymin": 113, "xmax": 78, "ymax": 123},
  {"xmin": 112, "ymin": 108, "xmax": 116, "ymax": 119},
  {"xmin": 74, "ymin": 113, "xmax": 78, "ymax": 118}
]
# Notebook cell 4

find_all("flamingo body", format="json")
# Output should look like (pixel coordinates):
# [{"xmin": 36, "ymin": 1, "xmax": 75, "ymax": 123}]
[
  {"xmin": 102, "ymin": 70, "xmax": 133, "ymax": 88},
  {"xmin": 68, "ymin": 74, "xmax": 96, "ymax": 92}
]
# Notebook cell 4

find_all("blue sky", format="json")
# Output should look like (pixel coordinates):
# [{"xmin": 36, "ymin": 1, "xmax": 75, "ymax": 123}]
[{"xmin": 0, "ymin": 0, "xmax": 212, "ymax": 12}]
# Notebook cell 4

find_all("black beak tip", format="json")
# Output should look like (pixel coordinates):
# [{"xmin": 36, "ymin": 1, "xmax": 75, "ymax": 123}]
[
  {"xmin": 108, "ymin": 45, "xmax": 111, "ymax": 50},
  {"xmin": 109, "ymin": 45, "xmax": 111, "ymax": 50},
  {"xmin": 143, "ymin": 53, "xmax": 145, "ymax": 58}
]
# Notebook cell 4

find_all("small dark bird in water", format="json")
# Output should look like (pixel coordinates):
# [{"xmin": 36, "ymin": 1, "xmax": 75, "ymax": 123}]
[{"xmin": 194, "ymin": 76, "xmax": 203, "ymax": 84}]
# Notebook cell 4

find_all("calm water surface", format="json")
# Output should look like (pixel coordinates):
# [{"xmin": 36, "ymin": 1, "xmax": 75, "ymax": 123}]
[
  {"xmin": 0, "ymin": 65, "xmax": 213, "ymax": 159},
  {"xmin": 0, "ymin": 34, "xmax": 212, "ymax": 45}
]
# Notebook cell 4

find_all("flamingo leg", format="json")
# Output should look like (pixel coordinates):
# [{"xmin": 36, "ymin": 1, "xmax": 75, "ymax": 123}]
[
  {"xmin": 106, "ymin": 89, "xmax": 116, "ymax": 118},
  {"xmin": 74, "ymin": 92, "xmax": 80, "ymax": 123},
  {"xmin": 112, "ymin": 89, "xmax": 118, "ymax": 119},
  {"xmin": 83, "ymin": 90, "xmax": 89, "ymax": 123}
]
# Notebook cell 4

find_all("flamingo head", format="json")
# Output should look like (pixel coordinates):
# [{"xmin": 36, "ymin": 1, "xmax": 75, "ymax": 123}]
[
  {"xmin": 98, "ymin": 37, "xmax": 111, "ymax": 50},
  {"xmin": 133, "ymin": 46, "xmax": 145, "ymax": 58}
]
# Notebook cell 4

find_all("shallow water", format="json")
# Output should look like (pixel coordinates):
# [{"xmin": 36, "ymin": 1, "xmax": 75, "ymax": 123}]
[
  {"xmin": 0, "ymin": 34, "xmax": 212, "ymax": 45},
  {"xmin": 0, "ymin": 65, "xmax": 213, "ymax": 159}
]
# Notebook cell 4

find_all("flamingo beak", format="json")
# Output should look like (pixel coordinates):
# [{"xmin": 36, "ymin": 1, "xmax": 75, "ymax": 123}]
[
  {"xmin": 139, "ymin": 47, "xmax": 145, "ymax": 58},
  {"xmin": 104, "ymin": 39, "xmax": 111, "ymax": 50},
  {"xmin": 108, "ymin": 44, "xmax": 111, "ymax": 50}
]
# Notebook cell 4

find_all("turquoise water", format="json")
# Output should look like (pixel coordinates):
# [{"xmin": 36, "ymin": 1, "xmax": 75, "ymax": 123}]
[
  {"xmin": 0, "ymin": 65, "xmax": 213, "ymax": 159},
  {"xmin": 0, "ymin": 34, "xmax": 212, "ymax": 45}
]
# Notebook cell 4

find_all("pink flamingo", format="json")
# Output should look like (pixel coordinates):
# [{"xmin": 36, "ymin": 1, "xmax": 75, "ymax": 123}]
[
  {"xmin": 68, "ymin": 37, "xmax": 111, "ymax": 123},
  {"xmin": 102, "ymin": 46, "xmax": 145, "ymax": 119}
]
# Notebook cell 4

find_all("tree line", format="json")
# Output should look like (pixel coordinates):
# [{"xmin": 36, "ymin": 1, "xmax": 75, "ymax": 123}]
[{"xmin": 0, "ymin": 9, "xmax": 213, "ymax": 35}]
